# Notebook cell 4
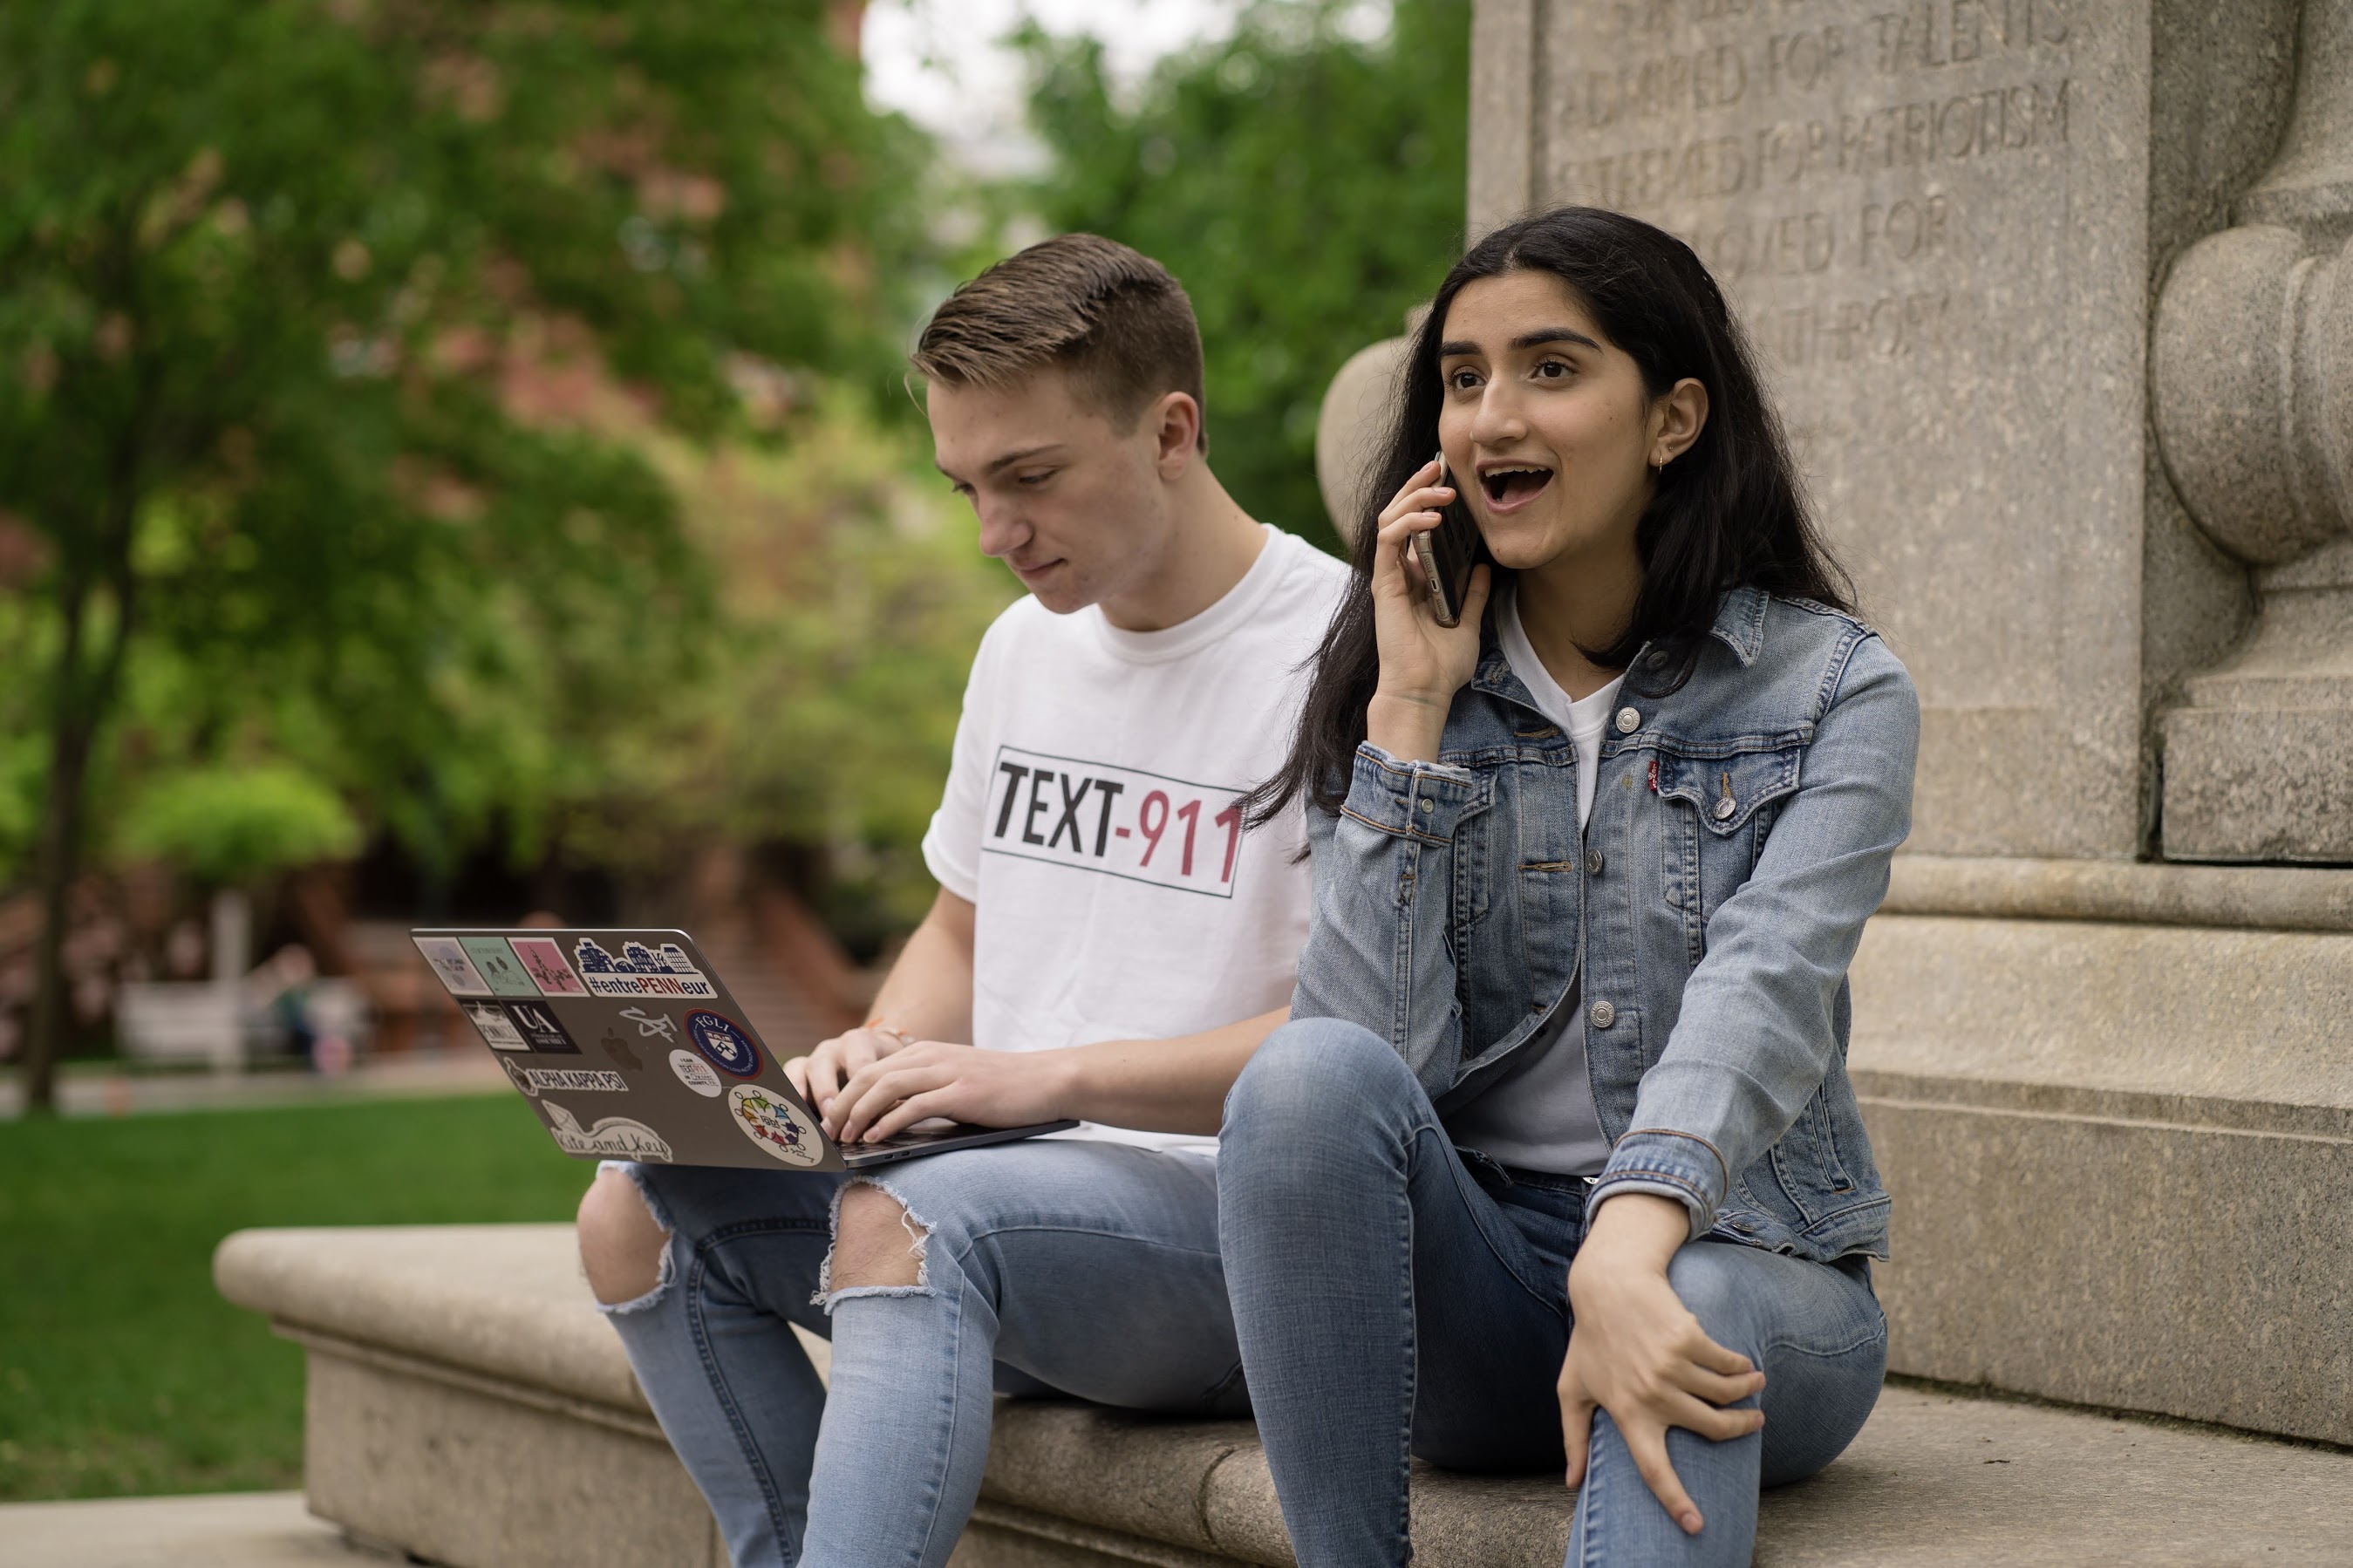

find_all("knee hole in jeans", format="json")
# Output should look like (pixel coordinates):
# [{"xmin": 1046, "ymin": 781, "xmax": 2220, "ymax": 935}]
[
  {"xmin": 578, "ymin": 1167, "xmax": 672, "ymax": 1311},
  {"xmin": 825, "ymin": 1180, "xmax": 931, "ymax": 1293}
]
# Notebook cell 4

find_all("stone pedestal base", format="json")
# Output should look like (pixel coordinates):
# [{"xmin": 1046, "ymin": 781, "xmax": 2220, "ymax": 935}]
[
  {"xmin": 2161, "ymin": 556, "xmax": 2353, "ymax": 862},
  {"xmin": 1859, "ymin": 858, "xmax": 2353, "ymax": 1442}
]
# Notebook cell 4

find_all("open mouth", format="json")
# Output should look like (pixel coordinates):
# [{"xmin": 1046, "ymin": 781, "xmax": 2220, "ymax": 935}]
[{"xmin": 1479, "ymin": 465, "xmax": 1555, "ymax": 509}]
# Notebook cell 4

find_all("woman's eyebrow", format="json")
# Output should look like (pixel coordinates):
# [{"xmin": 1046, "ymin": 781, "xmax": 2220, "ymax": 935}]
[{"xmin": 1511, "ymin": 327, "xmax": 1602, "ymax": 351}]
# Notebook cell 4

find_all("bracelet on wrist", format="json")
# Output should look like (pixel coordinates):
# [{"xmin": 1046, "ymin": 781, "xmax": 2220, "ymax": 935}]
[{"xmin": 862, "ymin": 1017, "xmax": 914, "ymax": 1047}]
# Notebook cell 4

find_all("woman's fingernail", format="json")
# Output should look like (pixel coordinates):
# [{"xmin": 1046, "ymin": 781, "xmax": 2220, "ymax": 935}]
[{"xmin": 1682, "ymin": 1513, "xmax": 1702, "ymax": 1533}]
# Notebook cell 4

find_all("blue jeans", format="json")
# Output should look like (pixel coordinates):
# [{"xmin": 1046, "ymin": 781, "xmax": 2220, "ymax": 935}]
[
  {"xmin": 1219, "ymin": 1018, "xmax": 1887, "ymax": 1567},
  {"xmin": 601, "ymin": 1141, "xmax": 1248, "ymax": 1568}
]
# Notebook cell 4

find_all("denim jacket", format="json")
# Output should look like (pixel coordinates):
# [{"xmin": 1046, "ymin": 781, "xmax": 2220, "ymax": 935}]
[{"xmin": 1293, "ymin": 587, "xmax": 1919, "ymax": 1263}]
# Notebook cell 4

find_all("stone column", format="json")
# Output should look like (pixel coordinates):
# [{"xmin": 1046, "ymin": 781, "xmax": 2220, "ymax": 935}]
[
  {"xmin": 2153, "ymin": 0, "xmax": 2353, "ymax": 862},
  {"xmin": 1465, "ymin": 0, "xmax": 2301, "ymax": 860}
]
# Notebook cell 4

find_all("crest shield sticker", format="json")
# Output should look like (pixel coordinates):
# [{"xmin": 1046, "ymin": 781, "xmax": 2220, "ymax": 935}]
[
  {"xmin": 684, "ymin": 1010, "xmax": 761, "ymax": 1078},
  {"xmin": 728, "ymin": 1085, "xmax": 823, "ymax": 1166}
]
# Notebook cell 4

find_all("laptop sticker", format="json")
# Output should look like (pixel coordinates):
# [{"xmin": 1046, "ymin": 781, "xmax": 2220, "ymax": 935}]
[
  {"xmin": 416, "ymin": 937, "xmax": 492, "ymax": 997},
  {"xmin": 462, "ymin": 937, "xmax": 540, "ymax": 997},
  {"xmin": 685, "ymin": 1010, "xmax": 762, "ymax": 1078},
  {"xmin": 521, "ymin": 1067, "xmax": 628, "ymax": 1093},
  {"xmin": 502, "ymin": 1058, "xmax": 539, "ymax": 1098},
  {"xmin": 600, "ymin": 1026, "xmax": 645, "ymax": 1073},
  {"xmin": 728, "ymin": 1085, "xmax": 822, "ymax": 1166},
  {"xmin": 504, "ymin": 999, "xmax": 582, "ymax": 1054},
  {"xmin": 508, "ymin": 937, "xmax": 590, "ymax": 998},
  {"xmin": 618, "ymin": 1006, "xmax": 678, "ymax": 1043},
  {"xmin": 542, "ymin": 1101, "xmax": 672, "ymax": 1162},
  {"xmin": 569, "ymin": 937, "xmax": 718, "ymax": 999},
  {"xmin": 460, "ymin": 999, "xmax": 529, "ymax": 1051},
  {"xmin": 670, "ymin": 1049, "xmax": 724, "ymax": 1098}
]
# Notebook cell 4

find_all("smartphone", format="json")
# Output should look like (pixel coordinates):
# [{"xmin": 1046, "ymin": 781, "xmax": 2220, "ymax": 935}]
[{"xmin": 1412, "ymin": 457, "xmax": 1486, "ymax": 629}]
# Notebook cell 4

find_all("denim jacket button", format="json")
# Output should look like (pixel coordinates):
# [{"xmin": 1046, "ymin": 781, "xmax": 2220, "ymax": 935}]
[
  {"xmin": 1585, "ymin": 848, "xmax": 1606, "ymax": 876},
  {"xmin": 1713, "ymin": 795, "xmax": 1737, "ymax": 821},
  {"xmin": 1418, "ymin": 797, "xmax": 1434, "ymax": 813},
  {"xmin": 1589, "ymin": 999, "xmax": 1617, "ymax": 1029},
  {"xmin": 1613, "ymin": 706, "xmax": 1641, "ymax": 734}
]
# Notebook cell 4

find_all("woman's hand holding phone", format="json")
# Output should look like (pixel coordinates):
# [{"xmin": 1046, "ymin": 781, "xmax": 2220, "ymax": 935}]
[{"xmin": 1366, "ymin": 458, "xmax": 1492, "ymax": 764}]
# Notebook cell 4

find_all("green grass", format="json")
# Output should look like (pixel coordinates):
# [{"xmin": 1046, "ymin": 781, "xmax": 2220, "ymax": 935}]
[{"xmin": 0, "ymin": 1093, "xmax": 595, "ymax": 1502}]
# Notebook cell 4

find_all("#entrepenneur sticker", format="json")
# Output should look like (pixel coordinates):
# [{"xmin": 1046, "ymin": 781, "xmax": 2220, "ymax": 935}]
[
  {"xmin": 569, "ymin": 937, "xmax": 718, "ymax": 1000},
  {"xmin": 460, "ymin": 999, "xmax": 528, "ymax": 1051},
  {"xmin": 728, "ymin": 1084, "xmax": 822, "ymax": 1166},
  {"xmin": 508, "ymin": 937, "xmax": 589, "ymax": 998},
  {"xmin": 415, "ymin": 937, "xmax": 492, "ymax": 998}
]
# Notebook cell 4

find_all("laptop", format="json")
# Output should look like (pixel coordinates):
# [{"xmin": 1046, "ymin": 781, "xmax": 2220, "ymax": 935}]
[{"xmin": 411, "ymin": 927, "xmax": 1077, "ymax": 1170}]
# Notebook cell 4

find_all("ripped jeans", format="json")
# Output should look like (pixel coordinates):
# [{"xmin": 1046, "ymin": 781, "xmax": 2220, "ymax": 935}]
[{"xmin": 601, "ymin": 1140, "xmax": 1246, "ymax": 1568}]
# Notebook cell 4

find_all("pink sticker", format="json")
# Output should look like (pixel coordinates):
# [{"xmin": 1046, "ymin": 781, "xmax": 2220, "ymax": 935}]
[{"xmin": 508, "ymin": 937, "xmax": 589, "ymax": 997}]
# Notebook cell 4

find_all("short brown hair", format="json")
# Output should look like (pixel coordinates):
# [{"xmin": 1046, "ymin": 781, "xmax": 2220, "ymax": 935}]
[{"xmin": 912, "ymin": 234, "xmax": 1208, "ymax": 451}]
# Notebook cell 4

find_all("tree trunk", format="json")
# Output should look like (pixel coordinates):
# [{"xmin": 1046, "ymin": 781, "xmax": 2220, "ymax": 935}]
[
  {"xmin": 21, "ymin": 572, "xmax": 92, "ymax": 1115},
  {"xmin": 20, "ymin": 492, "xmax": 140, "ymax": 1115}
]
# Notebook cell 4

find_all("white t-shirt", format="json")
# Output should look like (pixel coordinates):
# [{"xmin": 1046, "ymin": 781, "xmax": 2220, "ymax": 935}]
[
  {"xmin": 922, "ymin": 526, "xmax": 1349, "ymax": 1152},
  {"xmin": 1442, "ymin": 585, "xmax": 1625, "ymax": 1176}
]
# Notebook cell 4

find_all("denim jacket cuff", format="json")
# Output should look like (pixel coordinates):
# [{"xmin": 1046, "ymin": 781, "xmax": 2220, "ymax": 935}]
[
  {"xmin": 1344, "ymin": 742, "xmax": 1478, "ymax": 844},
  {"xmin": 1587, "ymin": 1128, "xmax": 1730, "ymax": 1240}
]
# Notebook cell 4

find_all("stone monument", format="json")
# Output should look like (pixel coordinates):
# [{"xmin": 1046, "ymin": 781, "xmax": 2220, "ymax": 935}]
[{"xmin": 1317, "ymin": 0, "xmax": 2353, "ymax": 1447}]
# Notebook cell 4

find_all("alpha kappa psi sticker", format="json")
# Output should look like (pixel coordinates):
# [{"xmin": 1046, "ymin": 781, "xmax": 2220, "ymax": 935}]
[
  {"xmin": 684, "ymin": 1010, "xmax": 761, "ymax": 1078},
  {"xmin": 728, "ymin": 1084, "xmax": 822, "ymax": 1166}
]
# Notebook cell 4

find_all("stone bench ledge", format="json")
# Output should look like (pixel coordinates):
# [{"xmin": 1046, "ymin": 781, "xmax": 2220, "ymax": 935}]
[{"xmin": 216, "ymin": 1223, "xmax": 2353, "ymax": 1568}]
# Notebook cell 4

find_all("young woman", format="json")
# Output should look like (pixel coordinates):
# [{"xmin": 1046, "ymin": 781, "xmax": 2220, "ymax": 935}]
[{"xmin": 1221, "ymin": 207, "xmax": 1918, "ymax": 1566}]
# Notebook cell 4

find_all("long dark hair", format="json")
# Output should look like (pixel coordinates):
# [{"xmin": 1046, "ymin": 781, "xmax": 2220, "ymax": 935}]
[{"xmin": 1252, "ymin": 205, "xmax": 1851, "ymax": 824}]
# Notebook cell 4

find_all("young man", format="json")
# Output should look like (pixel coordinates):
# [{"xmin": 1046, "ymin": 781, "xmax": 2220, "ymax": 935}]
[{"xmin": 576, "ymin": 234, "xmax": 1347, "ymax": 1568}]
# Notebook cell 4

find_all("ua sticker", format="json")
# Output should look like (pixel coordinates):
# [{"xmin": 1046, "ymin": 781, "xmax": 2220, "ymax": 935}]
[
  {"xmin": 508, "ymin": 937, "xmax": 589, "ymax": 997},
  {"xmin": 542, "ymin": 1101, "xmax": 672, "ymax": 1162},
  {"xmin": 728, "ymin": 1084, "xmax": 822, "ymax": 1167},
  {"xmin": 503, "ymin": 999, "xmax": 581, "ymax": 1054},
  {"xmin": 415, "ymin": 937, "xmax": 492, "ymax": 998},
  {"xmin": 669, "ymin": 1048, "xmax": 723, "ymax": 1098},
  {"xmin": 684, "ymin": 1010, "xmax": 761, "ymax": 1078},
  {"xmin": 462, "ymin": 937, "xmax": 539, "ymax": 997},
  {"xmin": 569, "ymin": 937, "xmax": 717, "ymax": 1000},
  {"xmin": 460, "ymin": 999, "xmax": 528, "ymax": 1052}
]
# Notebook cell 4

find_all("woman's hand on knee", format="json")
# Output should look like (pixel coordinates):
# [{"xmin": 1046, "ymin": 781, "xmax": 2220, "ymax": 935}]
[{"xmin": 1559, "ymin": 1194, "xmax": 1766, "ymax": 1536}]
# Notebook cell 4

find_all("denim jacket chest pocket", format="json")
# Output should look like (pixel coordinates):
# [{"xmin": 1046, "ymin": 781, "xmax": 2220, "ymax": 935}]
[{"xmin": 1653, "ymin": 738, "xmax": 1806, "ymax": 965}]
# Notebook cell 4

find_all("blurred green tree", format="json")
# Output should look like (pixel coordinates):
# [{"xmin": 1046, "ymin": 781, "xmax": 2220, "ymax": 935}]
[
  {"xmin": 0, "ymin": 0, "xmax": 922, "ymax": 1110},
  {"xmin": 114, "ymin": 764, "xmax": 363, "ymax": 889},
  {"xmin": 1018, "ymin": 0, "xmax": 1471, "ymax": 555}
]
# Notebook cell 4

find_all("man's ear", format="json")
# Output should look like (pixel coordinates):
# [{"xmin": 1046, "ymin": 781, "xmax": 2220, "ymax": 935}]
[{"xmin": 1150, "ymin": 391, "xmax": 1204, "ymax": 479}]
